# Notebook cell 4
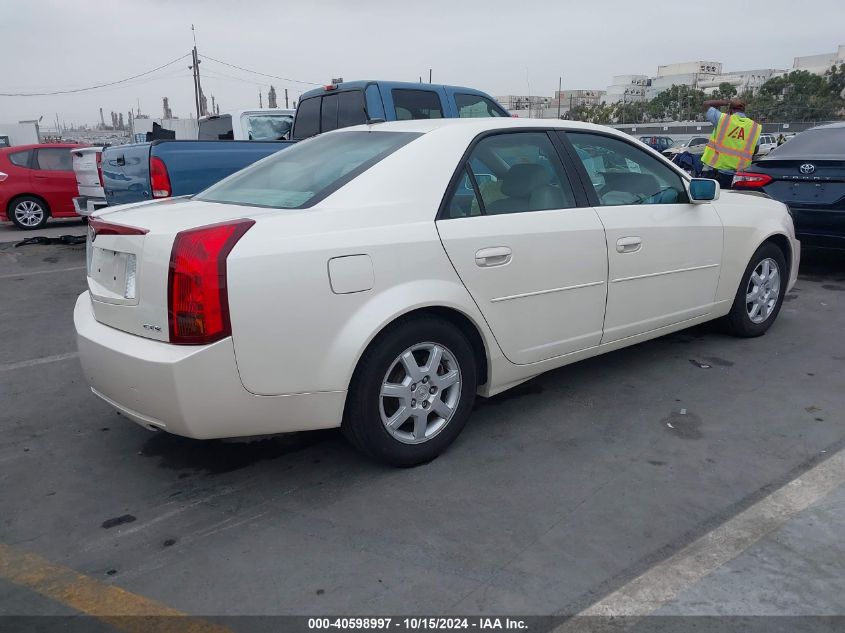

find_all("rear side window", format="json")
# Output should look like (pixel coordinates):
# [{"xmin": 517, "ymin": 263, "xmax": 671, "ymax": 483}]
[
  {"xmin": 242, "ymin": 114, "xmax": 292, "ymax": 140},
  {"xmin": 8, "ymin": 150, "xmax": 32, "ymax": 167},
  {"xmin": 337, "ymin": 91, "xmax": 367, "ymax": 129},
  {"xmin": 454, "ymin": 93, "xmax": 507, "ymax": 118},
  {"xmin": 198, "ymin": 115, "xmax": 234, "ymax": 140},
  {"xmin": 196, "ymin": 131, "xmax": 420, "ymax": 209},
  {"xmin": 321, "ymin": 94, "xmax": 340, "ymax": 133},
  {"xmin": 392, "ymin": 89, "xmax": 443, "ymax": 120},
  {"xmin": 292, "ymin": 97, "xmax": 320, "ymax": 139},
  {"xmin": 35, "ymin": 148, "xmax": 73, "ymax": 171}
]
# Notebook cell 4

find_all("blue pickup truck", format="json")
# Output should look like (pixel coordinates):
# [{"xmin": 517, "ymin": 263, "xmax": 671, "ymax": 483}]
[{"xmin": 102, "ymin": 80, "xmax": 508, "ymax": 206}]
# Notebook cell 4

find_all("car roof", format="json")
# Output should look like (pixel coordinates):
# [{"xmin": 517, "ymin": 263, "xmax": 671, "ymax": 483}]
[
  {"xmin": 331, "ymin": 117, "xmax": 629, "ymax": 137},
  {"xmin": 299, "ymin": 80, "xmax": 496, "ymax": 101}
]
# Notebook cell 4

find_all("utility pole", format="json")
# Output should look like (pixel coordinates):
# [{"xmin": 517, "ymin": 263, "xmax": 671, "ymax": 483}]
[
  {"xmin": 284, "ymin": 89, "xmax": 289, "ymax": 109},
  {"xmin": 557, "ymin": 76, "xmax": 562, "ymax": 119},
  {"xmin": 189, "ymin": 25, "xmax": 205, "ymax": 118},
  {"xmin": 429, "ymin": 69, "xmax": 432, "ymax": 84}
]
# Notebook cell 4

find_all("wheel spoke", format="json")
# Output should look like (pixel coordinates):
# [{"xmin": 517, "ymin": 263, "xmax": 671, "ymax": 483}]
[
  {"xmin": 746, "ymin": 290, "xmax": 758, "ymax": 304},
  {"xmin": 425, "ymin": 345, "xmax": 443, "ymax": 374},
  {"xmin": 761, "ymin": 260, "xmax": 770, "ymax": 279},
  {"xmin": 431, "ymin": 398, "xmax": 454, "ymax": 420},
  {"xmin": 760, "ymin": 300, "xmax": 770, "ymax": 320},
  {"xmin": 749, "ymin": 302, "xmax": 760, "ymax": 319},
  {"xmin": 435, "ymin": 369, "xmax": 459, "ymax": 389},
  {"xmin": 413, "ymin": 411, "xmax": 428, "ymax": 440},
  {"xmin": 380, "ymin": 382, "xmax": 406, "ymax": 399},
  {"xmin": 769, "ymin": 269, "xmax": 780, "ymax": 290},
  {"xmin": 400, "ymin": 351, "xmax": 423, "ymax": 382},
  {"xmin": 751, "ymin": 272, "xmax": 763, "ymax": 285},
  {"xmin": 386, "ymin": 405, "xmax": 411, "ymax": 429}
]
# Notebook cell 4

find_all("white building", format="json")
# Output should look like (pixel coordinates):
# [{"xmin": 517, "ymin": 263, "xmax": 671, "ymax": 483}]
[
  {"xmin": 698, "ymin": 68, "xmax": 784, "ymax": 95},
  {"xmin": 605, "ymin": 75, "xmax": 650, "ymax": 104},
  {"xmin": 646, "ymin": 61, "xmax": 723, "ymax": 98},
  {"xmin": 792, "ymin": 45, "xmax": 845, "ymax": 74}
]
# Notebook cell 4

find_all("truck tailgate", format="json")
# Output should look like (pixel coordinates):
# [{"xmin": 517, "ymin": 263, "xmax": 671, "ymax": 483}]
[{"xmin": 102, "ymin": 143, "xmax": 151, "ymax": 206}]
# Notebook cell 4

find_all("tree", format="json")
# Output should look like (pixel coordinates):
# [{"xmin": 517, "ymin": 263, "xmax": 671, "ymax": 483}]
[
  {"xmin": 746, "ymin": 69, "xmax": 843, "ymax": 121},
  {"xmin": 711, "ymin": 82, "xmax": 738, "ymax": 100},
  {"xmin": 646, "ymin": 84, "xmax": 707, "ymax": 121}
]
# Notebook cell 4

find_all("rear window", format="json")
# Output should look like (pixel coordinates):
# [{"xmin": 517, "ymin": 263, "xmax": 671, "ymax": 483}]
[
  {"xmin": 392, "ymin": 89, "xmax": 443, "ymax": 120},
  {"xmin": 242, "ymin": 114, "xmax": 293, "ymax": 140},
  {"xmin": 768, "ymin": 127, "xmax": 845, "ymax": 159},
  {"xmin": 198, "ymin": 115, "xmax": 234, "ymax": 140},
  {"xmin": 8, "ymin": 150, "xmax": 31, "ymax": 167},
  {"xmin": 196, "ymin": 131, "xmax": 421, "ymax": 209}
]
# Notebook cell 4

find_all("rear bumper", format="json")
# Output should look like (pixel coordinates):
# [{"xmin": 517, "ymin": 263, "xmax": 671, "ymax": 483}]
[
  {"xmin": 73, "ymin": 196, "xmax": 108, "ymax": 217},
  {"xmin": 74, "ymin": 292, "xmax": 345, "ymax": 439}
]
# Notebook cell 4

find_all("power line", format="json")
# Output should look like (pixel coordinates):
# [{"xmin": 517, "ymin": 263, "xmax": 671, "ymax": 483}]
[
  {"xmin": 0, "ymin": 54, "xmax": 191, "ymax": 97},
  {"xmin": 200, "ymin": 54, "xmax": 320, "ymax": 86}
]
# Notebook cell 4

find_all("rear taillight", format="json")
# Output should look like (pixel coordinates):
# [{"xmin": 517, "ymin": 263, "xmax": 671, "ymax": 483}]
[
  {"xmin": 732, "ymin": 172, "xmax": 773, "ymax": 189},
  {"xmin": 96, "ymin": 151, "xmax": 104, "ymax": 188},
  {"xmin": 150, "ymin": 156, "xmax": 172, "ymax": 198},
  {"xmin": 167, "ymin": 219, "xmax": 255, "ymax": 345}
]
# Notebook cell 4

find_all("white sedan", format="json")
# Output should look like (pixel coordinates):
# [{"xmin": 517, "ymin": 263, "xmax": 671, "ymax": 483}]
[{"xmin": 75, "ymin": 118, "xmax": 799, "ymax": 466}]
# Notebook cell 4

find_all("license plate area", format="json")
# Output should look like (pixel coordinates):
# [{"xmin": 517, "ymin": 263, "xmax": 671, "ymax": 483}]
[{"xmin": 87, "ymin": 245, "xmax": 138, "ymax": 305}]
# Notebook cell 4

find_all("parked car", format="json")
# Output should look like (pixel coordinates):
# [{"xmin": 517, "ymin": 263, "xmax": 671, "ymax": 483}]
[
  {"xmin": 756, "ymin": 133, "xmax": 778, "ymax": 156},
  {"xmin": 76, "ymin": 118, "xmax": 798, "ymax": 466},
  {"xmin": 0, "ymin": 143, "xmax": 83, "ymax": 229},
  {"xmin": 734, "ymin": 122, "xmax": 845, "ymax": 249},
  {"xmin": 662, "ymin": 136, "xmax": 709, "ymax": 158},
  {"xmin": 198, "ymin": 109, "xmax": 295, "ymax": 141},
  {"xmin": 102, "ymin": 80, "xmax": 508, "ymax": 206},
  {"xmin": 639, "ymin": 135, "xmax": 674, "ymax": 152},
  {"xmin": 72, "ymin": 147, "xmax": 108, "ymax": 217}
]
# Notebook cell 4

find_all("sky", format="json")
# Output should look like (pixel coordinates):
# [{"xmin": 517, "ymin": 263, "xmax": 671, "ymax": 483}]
[{"xmin": 1, "ymin": 0, "xmax": 843, "ymax": 128}]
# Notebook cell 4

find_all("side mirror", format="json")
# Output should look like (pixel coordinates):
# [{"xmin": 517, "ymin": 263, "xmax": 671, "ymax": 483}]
[{"xmin": 688, "ymin": 178, "xmax": 720, "ymax": 203}]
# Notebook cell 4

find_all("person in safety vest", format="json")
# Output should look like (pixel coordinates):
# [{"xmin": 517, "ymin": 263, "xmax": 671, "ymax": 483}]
[{"xmin": 701, "ymin": 97, "xmax": 761, "ymax": 190}]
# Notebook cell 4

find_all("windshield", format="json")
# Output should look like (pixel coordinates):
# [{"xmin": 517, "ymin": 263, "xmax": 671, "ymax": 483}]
[
  {"xmin": 243, "ymin": 113, "xmax": 293, "ymax": 140},
  {"xmin": 196, "ymin": 131, "xmax": 421, "ymax": 209},
  {"xmin": 767, "ymin": 127, "xmax": 845, "ymax": 159}
]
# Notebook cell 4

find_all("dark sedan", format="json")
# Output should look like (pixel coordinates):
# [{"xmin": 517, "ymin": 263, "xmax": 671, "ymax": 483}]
[{"xmin": 733, "ymin": 122, "xmax": 845, "ymax": 249}]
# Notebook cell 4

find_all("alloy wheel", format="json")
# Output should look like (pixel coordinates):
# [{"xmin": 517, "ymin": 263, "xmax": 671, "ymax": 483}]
[
  {"xmin": 14, "ymin": 200, "xmax": 45, "ymax": 227},
  {"xmin": 379, "ymin": 342, "xmax": 462, "ymax": 444},
  {"xmin": 745, "ymin": 258, "xmax": 780, "ymax": 324}
]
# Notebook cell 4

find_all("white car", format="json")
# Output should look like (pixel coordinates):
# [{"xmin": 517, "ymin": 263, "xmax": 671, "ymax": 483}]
[
  {"xmin": 75, "ymin": 118, "xmax": 799, "ymax": 466},
  {"xmin": 756, "ymin": 133, "xmax": 778, "ymax": 156}
]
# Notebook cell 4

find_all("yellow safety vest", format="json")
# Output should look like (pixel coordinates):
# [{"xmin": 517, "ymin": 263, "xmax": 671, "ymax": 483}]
[{"xmin": 702, "ymin": 113, "xmax": 761, "ymax": 172}]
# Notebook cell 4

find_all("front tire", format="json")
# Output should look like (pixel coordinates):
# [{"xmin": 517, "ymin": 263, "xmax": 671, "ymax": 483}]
[
  {"xmin": 9, "ymin": 196, "xmax": 49, "ymax": 230},
  {"xmin": 343, "ymin": 317, "xmax": 477, "ymax": 467},
  {"xmin": 723, "ymin": 242, "xmax": 788, "ymax": 337}
]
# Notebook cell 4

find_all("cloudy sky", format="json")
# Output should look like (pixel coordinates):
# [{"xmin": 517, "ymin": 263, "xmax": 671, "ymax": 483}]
[{"xmin": 1, "ymin": 0, "xmax": 842, "ymax": 127}]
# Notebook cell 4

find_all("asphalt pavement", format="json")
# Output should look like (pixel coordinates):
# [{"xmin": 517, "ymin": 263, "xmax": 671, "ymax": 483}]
[{"xmin": 1, "ymin": 238, "xmax": 844, "ymax": 628}]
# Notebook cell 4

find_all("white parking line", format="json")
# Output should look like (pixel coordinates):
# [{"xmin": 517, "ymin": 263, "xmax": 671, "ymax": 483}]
[
  {"xmin": 558, "ymin": 447, "xmax": 845, "ymax": 628},
  {"xmin": 0, "ymin": 266, "xmax": 86, "ymax": 280},
  {"xmin": 0, "ymin": 352, "xmax": 79, "ymax": 372}
]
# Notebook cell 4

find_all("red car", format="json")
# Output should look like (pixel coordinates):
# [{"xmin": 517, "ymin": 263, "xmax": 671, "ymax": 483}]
[{"xmin": 0, "ymin": 143, "xmax": 84, "ymax": 229}]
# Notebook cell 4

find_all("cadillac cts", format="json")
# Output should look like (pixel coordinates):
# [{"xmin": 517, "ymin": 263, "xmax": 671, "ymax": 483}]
[{"xmin": 75, "ymin": 119, "xmax": 799, "ymax": 466}]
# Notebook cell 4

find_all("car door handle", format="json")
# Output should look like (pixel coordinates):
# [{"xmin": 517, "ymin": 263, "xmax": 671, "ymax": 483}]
[
  {"xmin": 475, "ymin": 246, "xmax": 512, "ymax": 267},
  {"xmin": 616, "ymin": 237, "xmax": 642, "ymax": 253},
  {"xmin": 115, "ymin": 155, "xmax": 125, "ymax": 166}
]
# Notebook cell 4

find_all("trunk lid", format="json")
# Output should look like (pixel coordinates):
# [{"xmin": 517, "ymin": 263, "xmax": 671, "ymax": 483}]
[
  {"xmin": 756, "ymin": 159, "xmax": 845, "ymax": 206},
  {"xmin": 86, "ymin": 198, "xmax": 275, "ymax": 342}
]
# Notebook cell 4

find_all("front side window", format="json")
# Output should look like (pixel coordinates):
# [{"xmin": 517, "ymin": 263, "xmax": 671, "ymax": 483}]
[
  {"xmin": 566, "ymin": 132, "xmax": 688, "ymax": 206},
  {"xmin": 196, "ymin": 131, "xmax": 420, "ymax": 209},
  {"xmin": 454, "ymin": 93, "xmax": 507, "ymax": 118},
  {"xmin": 444, "ymin": 132, "xmax": 576, "ymax": 218},
  {"xmin": 292, "ymin": 97, "xmax": 320, "ymax": 139},
  {"xmin": 392, "ymin": 89, "xmax": 443, "ymax": 120},
  {"xmin": 8, "ymin": 150, "xmax": 32, "ymax": 167},
  {"xmin": 242, "ymin": 114, "xmax": 293, "ymax": 140},
  {"xmin": 35, "ymin": 148, "xmax": 72, "ymax": 171}
]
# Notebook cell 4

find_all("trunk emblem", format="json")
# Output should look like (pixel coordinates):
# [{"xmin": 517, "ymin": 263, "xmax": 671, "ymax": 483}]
[
  {"xmin": 143, "ymin": 324, "xmax": 162, "ymax": 332},
  {"xmin": 799, "ymin": 163, "xmax": 816, "ymax": 174}
]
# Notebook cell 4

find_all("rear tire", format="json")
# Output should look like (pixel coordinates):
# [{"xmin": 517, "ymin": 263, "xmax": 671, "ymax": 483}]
[
  {"xmin": 342, "ymin": 316, "xmax": 477, "ymax": 467},
  {"xmin": 722, "ymin": 242, "xmax": 788, "ymax": 337},
  {"xmin": 8, "ymin": 196, "xmax": 49, "ymax": 230}
]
